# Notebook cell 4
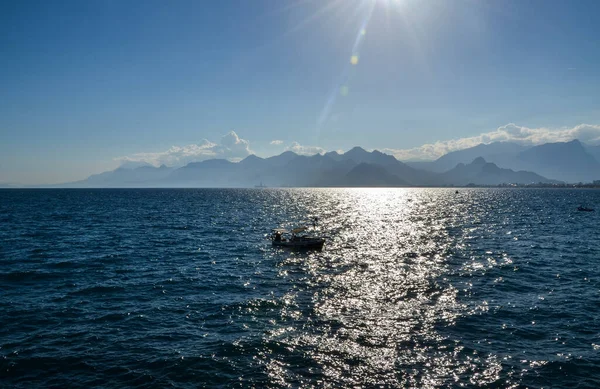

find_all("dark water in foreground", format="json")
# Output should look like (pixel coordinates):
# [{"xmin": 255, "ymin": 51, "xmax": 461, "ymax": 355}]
[{"xmin": 1, "ymin": 188, "xmax": 600, "ymax": 388}]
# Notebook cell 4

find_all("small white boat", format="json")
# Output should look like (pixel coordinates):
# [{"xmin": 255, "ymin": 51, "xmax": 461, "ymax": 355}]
[{"xmin": 271, "ymin": 226, "xmax": 325, "ymax": 250}]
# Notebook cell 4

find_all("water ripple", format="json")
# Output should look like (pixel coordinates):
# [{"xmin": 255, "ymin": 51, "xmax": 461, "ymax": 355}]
[{"xmin": 1, "ymin": 188, "xmax": 599, "ymax": 388}]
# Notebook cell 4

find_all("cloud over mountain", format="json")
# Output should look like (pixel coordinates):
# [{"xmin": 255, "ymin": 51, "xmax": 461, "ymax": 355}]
[
  {"xmin": 116, "ymin": 131, "xmax": 252, "ymax": 167},
  {"xmin": 384, "ymin": 123, "xmax": 600, "ymax": 161},
  {"xmin": 219, "ymin": 131, "xmax": 252, "ymax": 160},
  {"xmin": 114, "ymin": 123, "xmax": 600, "ymax": 168},
  {"xmin": 285, "ymin": 142, "xmax": 326, "ymax": 156}
]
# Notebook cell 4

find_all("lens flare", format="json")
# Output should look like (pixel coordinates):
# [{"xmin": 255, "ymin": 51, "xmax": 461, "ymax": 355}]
[{"xmin": 316, "ymin": 1, "xmax": 376, "ymax": 133}]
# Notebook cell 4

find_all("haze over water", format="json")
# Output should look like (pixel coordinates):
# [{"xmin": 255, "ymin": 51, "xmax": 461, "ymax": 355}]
[{"xmin": 1, "ymin": 188, "xmax": 600, "ymax": 388}]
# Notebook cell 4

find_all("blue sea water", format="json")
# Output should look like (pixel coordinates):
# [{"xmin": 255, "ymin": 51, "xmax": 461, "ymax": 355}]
[{"xmin": 1, "ymin": 188, "xmax": 600, "ymax": 388}]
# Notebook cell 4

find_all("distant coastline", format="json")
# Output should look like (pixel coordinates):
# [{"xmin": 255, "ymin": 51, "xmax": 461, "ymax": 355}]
[
  {"xmin": 3, "ymin": 183, "xmax": 600, "ymax": 190},
  {"xmin": 7, "ymin": 139, "xmax": 600, "ymax": 188}
]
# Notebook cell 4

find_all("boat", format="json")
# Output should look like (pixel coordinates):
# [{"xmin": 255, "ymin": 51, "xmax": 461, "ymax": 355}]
[
  {"xmin": 577, "ymin": 206, "xmax": 595, "ymax": 212},
  {"xmin": 254, "ymin": 182, "xmax": 267, "ymax": 188},
  {"xmin": 271, "ymin": 226, "xmax": 325, "ymax": 250}
]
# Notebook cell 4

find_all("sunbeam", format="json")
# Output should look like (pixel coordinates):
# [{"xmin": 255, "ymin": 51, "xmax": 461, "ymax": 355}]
[{"xmin": 316, "ymin": 0, "xmax": 376, "ymax": 135}]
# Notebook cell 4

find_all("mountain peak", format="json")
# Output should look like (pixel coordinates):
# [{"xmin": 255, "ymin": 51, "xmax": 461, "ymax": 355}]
[
  {"xmin": 240, "ymin": 154, "xmax": 264, "ymax": 164},
  {"xmin": 343, "ymin": 147, "xmax": 371, "ymax": 162},
  {"xmin": 266, "ymin": 150, "xmax": 298, "ymax": 160},
  {"xmin": 346, "ymin": 146, "xmax": 368, "ymax": 154},
  {"xmin": 442, "ymin": 155, "xmax": 553, "ymax": 186},
  {"xmin": 265, "ymin": 150, "xmax": 300, "ymax": 167},
  {"xmin": 471, "ymin": 157, "xmax": 487, "ymax": 165},
  {"xmin": 517, "ymin": 139, "xmax": 599, "ymax": 182}
]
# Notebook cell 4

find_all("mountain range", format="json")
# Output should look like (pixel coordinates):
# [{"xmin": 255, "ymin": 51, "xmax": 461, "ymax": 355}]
[
  {"xmin": 434, "ymin": 157, "xmax": 550, "ymax": 186},
  {"xmin": 30, "ymin": 138, "xmax": 600, "ymax": 188},
  {"xmin": 407, "ymin": 139, "xmax": 600, "ymax": 183},
  {"xmin": 53, "ymin": 145, "xmax": 568, "ymax": 188}
]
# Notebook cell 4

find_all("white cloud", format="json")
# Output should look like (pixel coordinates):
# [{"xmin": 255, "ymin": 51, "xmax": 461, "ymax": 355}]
[
  {"xmin": 285, "ymin": 142, "xmax": 326, "ymax": 156},
  {"xmin": 114, "ymin": 123, "xmax": 600, "ymax": 166},
  {"xmin": 116, "ymin": 131, "xmax": 253, "ymax": 167},
  {"xmin": 219, "ymin": 131, "xmax": 252, "ymax": 159},
  {"xmin": 384, "ymin": 123, "xmax": 600, "ymax": 161}
]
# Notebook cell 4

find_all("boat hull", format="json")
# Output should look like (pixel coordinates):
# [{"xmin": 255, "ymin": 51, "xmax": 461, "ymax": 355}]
[
  {"xmin": 272, "ymin": 238, "xmax": 325, "ymax": 250},
  {"xmin": 578, "ymin": 207, "xmax": 594, "ymax": 212}
]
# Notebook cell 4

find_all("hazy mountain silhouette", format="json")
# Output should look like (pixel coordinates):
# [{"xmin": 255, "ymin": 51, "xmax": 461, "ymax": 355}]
[
  {"xmin": 269, "ymin": 153, "xmax": 343, "ymax": 187},
  {"xmin": 435, "ymin": 157, "xmax": 554, "ymax": 186},
  {"xmin": 265, "ymin": 150, "xmax": 299, "ymax": 165},
  {"xmin": 168, "ymin": 159, "xmax": 235, "ymax": 187},
  {"xmin": 584, "ymin": 144, "xmax": 600, "ymax": 163},
  {"xmin": 60, "ymin": 147, "xmax": 422, "ymax": 187},
  {"xmin": 55, "ymin": 144, "xmax": 583, "ymax": 188},
  {"xmin": 256, "ymin": 147, "xmax": 424, "ymax": 187},
  {"xmin": 330, "ymin": 147, "xmax": 435, "ymax": 185},
  {"xmin": 65, "ymin": 164, "xmax": 174, "ymax": 187},
  {"xmin": 516, "ymin": 140, "xmax": 600, "ymax": 182},
  {"xmin": 338, "ymin": 163, "xmax": 409, "ymax": 187},
  {"xmin": 407, "ymin": 142, "xmax": 527, "ymax": 173},
  {"xmin": 238, "ymin": 154, "xmax": 267, "ymax": 169},
  {"xmin": 118, "ymin": 161, "xmax": 154, "ymax": 169},
  {"xmin": 407, "ymin": 139, "xmax": 600, "ymax": 183}
]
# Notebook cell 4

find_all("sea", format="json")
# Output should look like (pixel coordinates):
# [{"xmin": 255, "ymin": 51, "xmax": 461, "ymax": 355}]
[{"xmin": 1, "ymin": 188, "xmax": 599, "ymax": 388}]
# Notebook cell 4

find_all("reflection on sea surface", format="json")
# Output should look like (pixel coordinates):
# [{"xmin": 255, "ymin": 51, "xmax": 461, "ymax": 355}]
[
  {"xmin": 1, "ymin": 188, "xmax": 599, "ymax": 388},
  {"xmin": 256, "ymin": 188, "xmax": 600, "ymax": 387},
  {"xmin": 258, "ymin": 189, "xmax": 470, "ymax": 386}
]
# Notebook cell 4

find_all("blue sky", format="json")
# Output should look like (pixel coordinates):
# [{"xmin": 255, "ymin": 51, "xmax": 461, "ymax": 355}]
[{"xmin": 2, "ymin": 0, "xmax": 600, "ymax": 184}]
